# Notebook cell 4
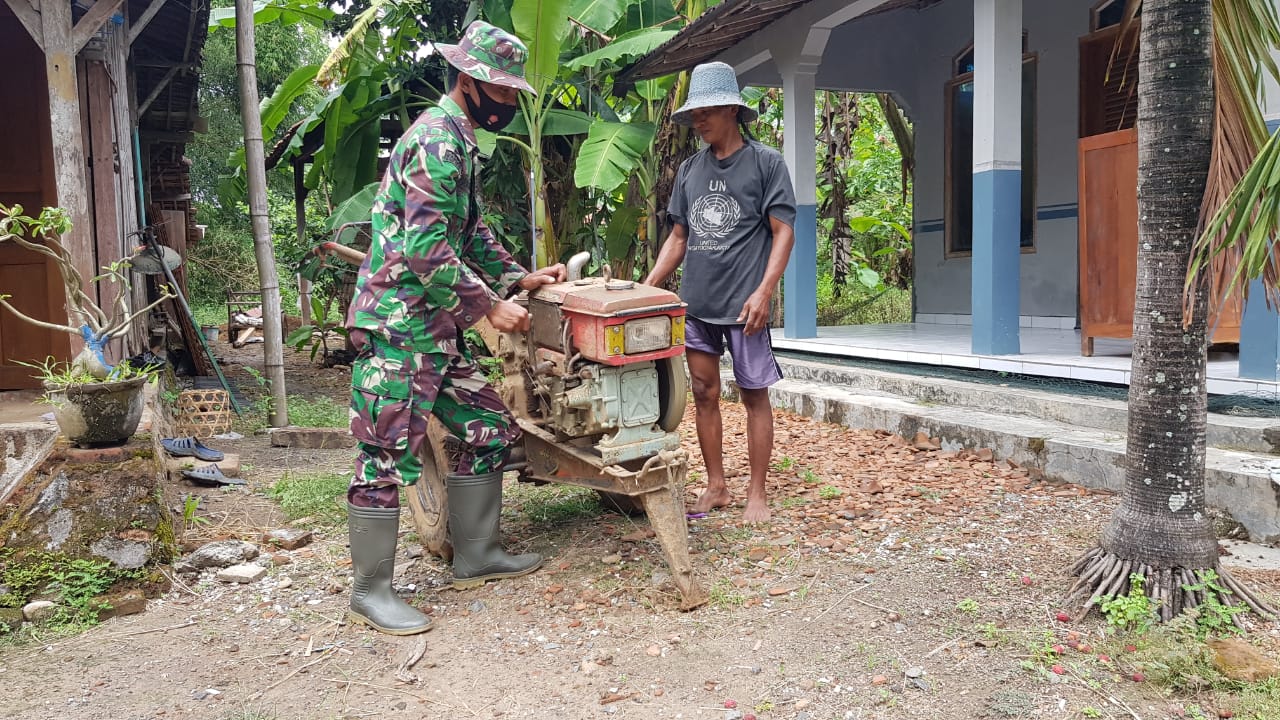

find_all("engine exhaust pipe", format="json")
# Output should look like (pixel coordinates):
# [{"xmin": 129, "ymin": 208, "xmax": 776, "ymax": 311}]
[{"xmin": 567, "ymin": 251, "xmax": 591, "ymax": 281}]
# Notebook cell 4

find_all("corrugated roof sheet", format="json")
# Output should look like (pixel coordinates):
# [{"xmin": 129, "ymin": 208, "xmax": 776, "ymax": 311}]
[{"xmin": 623, "ymin": 0, "xmax": 939, "ymax": 81}]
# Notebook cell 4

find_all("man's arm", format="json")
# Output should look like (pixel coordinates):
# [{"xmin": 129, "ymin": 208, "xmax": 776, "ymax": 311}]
[
  {"xmin": 400, "ymin": 140, "xmax": 500, "ymax": 329},
  {"xmin": 643, "ymin": 223, "xmax": 689, "ymax": 287},
  {"xmin": 737, "ymin": 216, "xmax": 794, "ymax": 336},
  {"xmin": 462, "ymin": 217, "xmax": 527, "ymax": 298}
]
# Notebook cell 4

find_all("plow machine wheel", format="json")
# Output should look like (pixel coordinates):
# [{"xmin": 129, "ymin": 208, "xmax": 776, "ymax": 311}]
[
  {"xmin": 405, "ymin": 417, "xmax": 457, "ymax": 560},
  {"xmin": 656, "ymin": 355, "xmax": 688, "ymax": 432}
]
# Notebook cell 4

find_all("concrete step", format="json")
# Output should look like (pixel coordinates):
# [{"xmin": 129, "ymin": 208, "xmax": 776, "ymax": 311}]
[
  {"xmin": 771, "ymin": 354, "xmax": 1280, "ymax": 454},
  {"xmin": 723, "ymin": 371, "xmax": 1280, "ymax": 543},
  {"xmin": 0, "ymin": 423, "xmax": 59, "ymax": 505}
]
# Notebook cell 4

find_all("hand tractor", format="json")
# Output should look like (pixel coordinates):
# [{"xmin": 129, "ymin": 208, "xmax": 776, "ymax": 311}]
[{"xmin": 304, "ymin": 243, "xmax": 707, "ymax": 609}]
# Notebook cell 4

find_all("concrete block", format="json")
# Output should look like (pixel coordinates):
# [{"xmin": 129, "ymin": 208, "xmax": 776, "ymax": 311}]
[
  {"xmin": 217, "ymin": 563, "xmax": 267, "ymax": 584},
  {"xmin": 268, "ymin": 426, "xmax": 355, "ymax": 449},
  {"xmin": 22, "ymin": 600, "xmax": 58, "ymax": 622},
  {"xmin": 96, "ymin": 589, "xmax": 147, "ymax": 619},
  {"xmin": 263, "ymin": 528, "xmax": 313, "ymax": 550}
]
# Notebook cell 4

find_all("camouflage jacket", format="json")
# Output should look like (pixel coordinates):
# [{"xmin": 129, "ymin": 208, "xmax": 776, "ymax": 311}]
[{"xmin": 347, "ymin": 95, "xmax": 526, "ymax": 356}]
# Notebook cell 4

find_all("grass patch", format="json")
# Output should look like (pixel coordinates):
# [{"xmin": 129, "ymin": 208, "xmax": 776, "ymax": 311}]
[
  {"xmin": 506, "ymin": 483, "xmax": 601, "ymax": 524},
  {"xmin": 236, "ymin": 392, "xmax": 348, "ymax": 434},
  {"xmin": 817, "ymin": 283, "xmax": 912, "ymax": 326},
  {"xmin": 285, "ymin": 395, "xmax": 348, "ymax": 428},
  {"xmin": 708, "ymin": 577, "xmax": 747, "ymax": 608},
  {"xmin": 267, "ymin": 472, "xmax": 349, "ymax": 527}
]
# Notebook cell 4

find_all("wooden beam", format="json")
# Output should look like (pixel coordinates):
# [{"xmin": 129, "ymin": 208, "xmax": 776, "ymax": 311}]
[
  {"xmin": 136, "ymin": 65, "xmax": 181, "ymax": 117},
  {"xmin": 41, "ymin": 0, "xmax": 97, "ymax": 340},
  {"xmin": 72, "ymin": 0, "xmax": 124, "ymax": 53},
  {"xmin": 127, "ymin": 0, "xmax": 168, "ymax": 46},
  {"xmin": 138, "ymin": 129, "xmax": 194, "ymax": 143},
  {"xmin": 87, "ymin": 62, "xmax": 122, "ymax": 351},
  {"xmin": 4, "ymin": 0, "xmax": 43, "ymax": 51}
]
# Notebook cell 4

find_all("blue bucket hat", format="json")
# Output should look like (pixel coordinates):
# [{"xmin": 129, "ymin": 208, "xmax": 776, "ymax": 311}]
[{"xmin": 672, "ymin": 62, "xmax": 758, "ymax": 126}]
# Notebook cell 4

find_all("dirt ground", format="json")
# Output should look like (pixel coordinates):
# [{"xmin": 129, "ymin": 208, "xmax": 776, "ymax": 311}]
[{"xmin": 2, "ymin": 344, "xmax": 1279, "ymax": 720}]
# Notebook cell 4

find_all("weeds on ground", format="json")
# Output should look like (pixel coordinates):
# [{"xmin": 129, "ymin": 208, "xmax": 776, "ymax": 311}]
[
  {"xmin": 267, "ymin": 472, "xmax": 348, "ymax": 527},
  {"xmin": 1099, "ymin": 573, "xmax": 1157, "ymax": 634},
  {"xmin": 235, "ymin": 368, "xmax": 347, "ymax": 432},
  {"xmin": 284, "ymin": 395, "xmax": 348, "ymax": 428},
  {"xmin": 0, "ymin": 550, "xmax": 144, "ymax": 635},
  {"xmin": 708, "ymin": 577, "xmax": 747, "ymax": 608},
  {"xmin": 505, "ymin": 483, "xmax": 601, "ymax": 525},
  {"xmin": 1010, "ymin": 569, "xmax": 1280, "ymax": 720}
]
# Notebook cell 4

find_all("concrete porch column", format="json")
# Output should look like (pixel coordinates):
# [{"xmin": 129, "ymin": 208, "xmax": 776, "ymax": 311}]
[
  {"xmin": 1238, "ymin": 118, "xmax": 1280, "ymax": 381},
  {"xmin": 774, "ymin": 50, "xmax": 821, "ymax": 339},
  {"xmin": 971, "ymin": 0, "xmax": 1022, "ymax": 355}
]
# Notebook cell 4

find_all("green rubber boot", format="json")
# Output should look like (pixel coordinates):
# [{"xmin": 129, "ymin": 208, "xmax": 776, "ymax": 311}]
[
  {"xmin": 447, "ymin": 471, "xmax": 543, "ymax": 590},
  {"xmin": 347, "ymin": 504, "xmax": 432, "ymax": 635}
]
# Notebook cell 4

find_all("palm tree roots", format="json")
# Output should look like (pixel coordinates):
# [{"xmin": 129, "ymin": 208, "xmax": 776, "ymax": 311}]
[{"xmin": 1066, "ymin": 546, "xmax": 1277, "ymax": 623}]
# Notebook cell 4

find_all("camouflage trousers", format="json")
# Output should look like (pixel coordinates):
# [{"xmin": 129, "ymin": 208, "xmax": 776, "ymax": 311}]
[{"xmin": 348, "ymin": 331, "xmax": 518, "ymax": 489}]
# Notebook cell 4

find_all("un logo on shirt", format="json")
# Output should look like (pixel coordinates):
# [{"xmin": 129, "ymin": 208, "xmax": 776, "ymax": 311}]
[{"xmin": 689, "ymin": 191, "xmax": 741, "ymax": 240}]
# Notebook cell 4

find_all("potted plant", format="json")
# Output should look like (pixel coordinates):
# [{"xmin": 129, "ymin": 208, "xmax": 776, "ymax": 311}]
[{"xmin": 0, "ymin": 204, "xmax": 174, "ymax": 446}]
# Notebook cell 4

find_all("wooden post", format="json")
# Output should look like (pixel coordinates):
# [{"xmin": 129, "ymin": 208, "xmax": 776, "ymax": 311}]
[
  {"xmin": 236, "ymin": 0, "xmax": 289, "ymax": 426},
  {"xmin": 40, "ymin": 0, "xmax": 97, "ymax": 337},
  {"xmin": 295, "ymin": 159, "xmax": 312, "ymax": 326}
]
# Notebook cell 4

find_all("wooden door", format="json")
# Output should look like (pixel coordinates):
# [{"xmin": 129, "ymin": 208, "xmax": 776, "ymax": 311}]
[
  {"xmin": 1078, "ymin": 129, "xmax": 1139, "ymax": 355},
  {"xmin": 1077, "ymin": 129, "xmax": 1240, "ymax": 355},
  {"xmin": 0, "ymin": 11, "xmax": 67, "ymax": 389}
]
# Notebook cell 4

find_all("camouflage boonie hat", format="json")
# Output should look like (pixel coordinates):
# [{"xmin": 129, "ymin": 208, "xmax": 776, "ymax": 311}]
[{"xmin": 438, "ymin": 20, "xmax": 536, "ymax": 95}]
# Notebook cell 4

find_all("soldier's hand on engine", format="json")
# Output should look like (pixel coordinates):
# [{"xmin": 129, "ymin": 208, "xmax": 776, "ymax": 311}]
[
  {"xmin": 518, "ymin": 263, "xmax": 567, "ymax": 290},
  {"xmin": 487, "ymin": 299, "xmax": 530, "ymax": 332}
]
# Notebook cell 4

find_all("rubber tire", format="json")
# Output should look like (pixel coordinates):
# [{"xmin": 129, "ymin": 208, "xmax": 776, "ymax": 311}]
[
  {"xmin": 404, "ymin": 417, "xmax": 455, "ymax": 560},
  {"xmin": 656, "ymin": 355, "xmax": 688, "ymax": 432}
]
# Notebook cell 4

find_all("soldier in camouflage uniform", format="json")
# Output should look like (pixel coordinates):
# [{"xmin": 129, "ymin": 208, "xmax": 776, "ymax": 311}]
[{"xmin": 344, "ymin": 20, "xmax": 565, "ymax": 636}]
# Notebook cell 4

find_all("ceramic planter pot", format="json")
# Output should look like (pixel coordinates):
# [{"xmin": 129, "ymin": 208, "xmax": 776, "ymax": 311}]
[{"xmin": 44, "ymin": 375, "xmax": 147, "ymax": 447}]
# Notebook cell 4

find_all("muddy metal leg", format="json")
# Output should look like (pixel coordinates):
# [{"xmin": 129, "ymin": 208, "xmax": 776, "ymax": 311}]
[{"xmin": 639, "ymin": 481, "xmax": 708, "ymax": 611}]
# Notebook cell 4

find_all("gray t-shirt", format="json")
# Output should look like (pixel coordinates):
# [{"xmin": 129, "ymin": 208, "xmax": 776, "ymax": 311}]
[{"xmin": 668, "ymin": 140, "xmax": 797, "ymax": 324}]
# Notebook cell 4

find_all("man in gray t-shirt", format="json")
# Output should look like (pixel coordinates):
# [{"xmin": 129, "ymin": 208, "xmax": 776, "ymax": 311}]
[{"xmin": 644, "ymin": 62, "xmax": 796, "ymax": 524}]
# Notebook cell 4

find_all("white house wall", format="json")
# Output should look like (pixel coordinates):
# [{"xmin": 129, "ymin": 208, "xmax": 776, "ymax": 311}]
[{"xmin": 733, "ymin": 0, "xmax": 1095, "ymax": 321}]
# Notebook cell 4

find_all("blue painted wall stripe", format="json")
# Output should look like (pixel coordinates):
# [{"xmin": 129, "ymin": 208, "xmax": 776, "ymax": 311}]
[
  {"xmin": 971, "ymin": 168, "xmax": 1021, "ymax": 355},
  {"xmin": 916, "ymin": 203, "xmax": 1078, "ymax": 235},
  {"xmin": 784, "ymin": 204, "xmax": 818, "ymax": 339}
]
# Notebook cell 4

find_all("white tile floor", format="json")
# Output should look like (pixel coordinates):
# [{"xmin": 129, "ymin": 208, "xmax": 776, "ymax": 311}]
[{"xmin": 770, "ymin": 323, "xmax": 1280, "ymax": 398}]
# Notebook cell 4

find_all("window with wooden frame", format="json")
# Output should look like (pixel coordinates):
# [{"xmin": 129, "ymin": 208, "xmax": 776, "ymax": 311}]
[{"xmin": 945, "ymin": 40, "xmax": 1038, "ymax": 256}]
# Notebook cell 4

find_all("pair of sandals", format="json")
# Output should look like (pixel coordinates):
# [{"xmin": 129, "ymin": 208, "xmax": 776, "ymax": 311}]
[{"xmin": 161, "ymin": 437, "xmax": 245, "ymax": 487}]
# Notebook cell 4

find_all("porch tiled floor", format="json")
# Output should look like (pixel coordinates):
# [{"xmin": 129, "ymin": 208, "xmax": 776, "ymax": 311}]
[
  {"xmin": 770, "ymin": 323, "xmax": 1279, "ymax": 398},
  {"xmin": 0, "ymin": 390, "xmax": 50, "ymax": 424}
]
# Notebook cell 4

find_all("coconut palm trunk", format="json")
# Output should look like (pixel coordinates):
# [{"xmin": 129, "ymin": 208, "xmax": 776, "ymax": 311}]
[{"xmin": 1069, "ymin": 0, "xmax": 1274, "ymax": 621}]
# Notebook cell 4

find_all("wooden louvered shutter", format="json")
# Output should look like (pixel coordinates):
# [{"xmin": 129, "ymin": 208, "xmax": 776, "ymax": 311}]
[{"xmin": 1079, "ymin": 27, "xmax": 1139, "ymax": 138}]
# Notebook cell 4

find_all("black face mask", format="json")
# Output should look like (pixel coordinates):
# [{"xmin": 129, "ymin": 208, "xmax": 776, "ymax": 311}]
[{"xmin": 464, "ymin": 82, "xmax": 518, "ymax": 132}]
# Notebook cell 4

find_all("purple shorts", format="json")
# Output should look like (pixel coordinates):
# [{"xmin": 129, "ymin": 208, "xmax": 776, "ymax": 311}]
[{"xmin": 684, "ymin": 317, "xmax": 783, "ymax": 390}]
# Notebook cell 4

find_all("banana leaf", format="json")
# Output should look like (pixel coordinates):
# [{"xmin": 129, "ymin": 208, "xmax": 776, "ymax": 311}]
[
  {"xmin": 574, "ymin": 121, "xmax": 655, "ymax": 192},
  {"xmin": 569, "ymin": 0, "xmax": 629, "ymax": 35},
  {"xmin": 566, "ymin": 28, "xmax": 678, "ymax": 71},
  {"xmin": 511, "ymin": 0, "xmax": 573, "ymax": 93}
]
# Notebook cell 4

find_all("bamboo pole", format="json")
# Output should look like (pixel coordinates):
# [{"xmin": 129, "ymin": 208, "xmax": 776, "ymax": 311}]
[{"xmin": 235, "ymin": 0, "xmax": 288, "ymax": 426}]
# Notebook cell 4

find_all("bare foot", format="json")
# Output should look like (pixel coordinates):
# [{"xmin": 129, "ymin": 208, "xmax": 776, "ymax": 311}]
[
  {"xmin": 742, "ymin": 496, "xmax": 772, "ymax": 524},
  {"xmin": 690, "ymin": 485, "xmax": 732, "ymax": 513}
]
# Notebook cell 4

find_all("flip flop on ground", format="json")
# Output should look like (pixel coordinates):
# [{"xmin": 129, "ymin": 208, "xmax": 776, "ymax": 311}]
[
  {"xmin": 181, "ymin": 464, "xmax": 245, "ymax": 487},
  {"xmin": 161, "ymin": 437, "xmax": 225, "ymax": 462}
]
